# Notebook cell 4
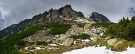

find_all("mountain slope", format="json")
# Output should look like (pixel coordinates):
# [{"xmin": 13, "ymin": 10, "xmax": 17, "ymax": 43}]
[{"xmin": 0, "ymin": 5, "xmax": 87, "ymax": 54}]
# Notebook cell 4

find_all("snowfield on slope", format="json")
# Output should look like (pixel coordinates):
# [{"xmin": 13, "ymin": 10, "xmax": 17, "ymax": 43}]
[{"xmin": 63, "ymin": 46, "xmax": 135, "ymax": 54}]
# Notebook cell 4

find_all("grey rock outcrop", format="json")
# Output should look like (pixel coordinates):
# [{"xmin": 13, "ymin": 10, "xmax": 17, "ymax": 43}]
[
  {"xmin": 62, "ymin": 38, "xmax": 74, "ymax": 46},
  {"xmin": 23, "ymin": 30, "xmax": 52, "ymax": 42},
  {"xmin": 58, "ymin": 34, "xmax": 69, "ymax": 41}
]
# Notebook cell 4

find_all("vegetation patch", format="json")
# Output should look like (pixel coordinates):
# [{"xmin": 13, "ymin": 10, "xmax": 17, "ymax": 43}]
[
  {"xmin": 106, "ymin": 17, "xmax": 135, "ymax": 41},
  {"xmin": 92, "ymin": 22, "xmax": 114, "ymax": 28},
  {"xmin": 0, "ymin": 22, "xmax": 71, "ymax": 54},
  {"xmin": 45, "ymin": 22, "xmax": 71, "ymax": 35},
  {"xmin": 36, "ymin": 41, "xmax": 48, "ymax": 45}
]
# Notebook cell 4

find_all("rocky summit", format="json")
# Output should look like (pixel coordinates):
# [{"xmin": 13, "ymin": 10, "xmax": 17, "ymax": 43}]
[
  {"xmin": 90, "ymin": 12, "xmax": 110, "ymax": 23},
  {"xmin": 46, "ymin": 5, "xmax": 84, "ymax": 20}
]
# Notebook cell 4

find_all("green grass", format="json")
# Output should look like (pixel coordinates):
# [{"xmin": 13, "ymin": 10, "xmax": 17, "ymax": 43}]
[{"xmin": 45, "ymin": 22, "xmax": 71, "ymax": 35}]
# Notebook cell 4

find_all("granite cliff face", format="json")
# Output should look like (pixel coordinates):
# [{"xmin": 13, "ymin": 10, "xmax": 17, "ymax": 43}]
[
  {"xmin": 90, "ymin": 12, "xmax": 110, "ymax": 23},
  {"xmin": 0, "ymin": 5, "xmax": 85, "ymax": 38}
]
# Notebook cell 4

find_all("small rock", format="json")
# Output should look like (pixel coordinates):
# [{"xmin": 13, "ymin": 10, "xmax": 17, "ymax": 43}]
[
  {"xmin": 55, "ymin": 35, "xmax": 60, "ymax": 38},
  {"xmin": 46, "ymin": 39, "xmax": 51, "ymax": 43},
  {"xmin": 49, "ymin": 44, "xmax": 57, "ymax": 47},
  {"xmin": 74, "ymin": 41, "xmax": 77, "ymax": 44},
  {"xmin": 59, "ymin": 43, "xmax": 64, "ymax": 46},
  {"xmin": 81, "ymin": 39, "xmax": 90, "ymax": 42}
]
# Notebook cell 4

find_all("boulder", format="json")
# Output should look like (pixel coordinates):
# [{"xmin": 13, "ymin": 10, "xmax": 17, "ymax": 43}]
[
  {"xmin": 52, "ymin": 40, "xmax": 59, "ymax": 44},
  {"xmin": 107, "ymin": 38, "xmax": 117, "ymax": 45},
  {"xmin": 58, "ymin": 34, "xmax": 69, "ymax": 41},
  {"xmin": 55, "ymin": 35, "xmax": 60, "ymax": 38},
  {"xmin": 66, "ymin": 25, "xmax": 83, "ymax": 36},
  {"xmin": 111, "ymin": 41, "xmax": 128, "ymax": 51},
  {"xmin": 90, "ymin": 37, "xmax": 97, "ymax": 42},
  {"xmin": 46, "ymin": 39, "xmax": 52, "ymax": 43},
  {"xmin": 62, "ymin": 38, "xmax": 74, "ymax": 46}
]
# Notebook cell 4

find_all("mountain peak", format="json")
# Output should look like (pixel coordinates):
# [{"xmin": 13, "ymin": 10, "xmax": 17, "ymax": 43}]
[
  {"xmin": 63, "ymin": 5, "xmax": 72, "ymax": 9},
  {"xmin": 46, "ymin": 5, "xmax": 84, "ymax": 20},
  {"xmin": 62, "ymin": 5, "xmax": 74, "ymax": 13},
  {"xmin": 92, "ymin": 12, "xmax": 99, "ymax": 15},
  {"xmin": 90, "ymin": 12, "xmax": 110, "ymax": 23}
]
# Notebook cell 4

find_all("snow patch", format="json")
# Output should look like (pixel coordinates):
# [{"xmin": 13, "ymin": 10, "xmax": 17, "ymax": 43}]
[
  {"xmin": 81, "ymin": 39, "xmax": 90, "ymax": 42},
  {"xmin": 63, "ymin": 46, "xmax": 135, "ymax": 54}
]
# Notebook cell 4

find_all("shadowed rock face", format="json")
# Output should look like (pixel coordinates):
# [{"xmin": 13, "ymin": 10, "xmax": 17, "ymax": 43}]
[
  {"xmin": 0, "ymin": 5, "xmax": 85, "ymax": 38},
  {"xmin": 90, "ymin": 12, "xmax": 110, "ymax": 23}
]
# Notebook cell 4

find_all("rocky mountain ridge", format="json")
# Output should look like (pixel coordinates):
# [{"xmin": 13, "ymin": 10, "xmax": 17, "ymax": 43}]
[
  {"xmin": 0, "ymin": 5, "xmax": 110, "ymax": 39},
  {"xmin": 0, "ymin": 5, "xmax": 85, "ymax": 38}
]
